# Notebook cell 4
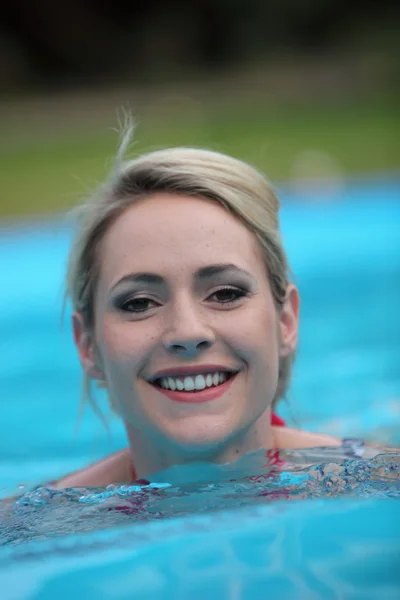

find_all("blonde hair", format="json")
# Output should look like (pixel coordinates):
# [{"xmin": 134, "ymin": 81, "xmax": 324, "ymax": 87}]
[{"xmin": 66, "ymin": 124, "xmax": 295, "ymax": 421}]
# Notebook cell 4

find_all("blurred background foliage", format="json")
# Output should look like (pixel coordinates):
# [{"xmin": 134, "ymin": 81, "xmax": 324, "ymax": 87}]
[{"xmin": 0, "ymin": 0, "xmax": 399, "ymax": 220}]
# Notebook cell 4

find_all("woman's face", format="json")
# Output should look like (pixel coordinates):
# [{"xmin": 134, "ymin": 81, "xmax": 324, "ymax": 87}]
[{"xmin": 74, "ymin": 193, "xmax": 298, "ymax": 457}]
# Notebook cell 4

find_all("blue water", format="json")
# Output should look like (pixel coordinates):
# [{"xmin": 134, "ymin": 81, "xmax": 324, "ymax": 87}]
[{"xmin": 1, "ymin": 175, "xmax": 400, "ymax": 599}]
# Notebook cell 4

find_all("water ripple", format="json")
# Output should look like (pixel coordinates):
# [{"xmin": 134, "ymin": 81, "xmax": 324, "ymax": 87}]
[{"xmin": 1, "ymin": 452, "xmax": 398, "ymax": 549}]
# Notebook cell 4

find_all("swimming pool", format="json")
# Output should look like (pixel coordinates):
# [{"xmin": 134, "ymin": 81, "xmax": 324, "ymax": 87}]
[{"xmin": 1, "ymin": 175, "xmax": 399, "ymax": 599}]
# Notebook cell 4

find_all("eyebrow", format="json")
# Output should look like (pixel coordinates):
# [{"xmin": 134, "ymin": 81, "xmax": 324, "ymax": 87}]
[
  {"xmin": 111, "ymin": 263, "xmax": 254, "ymax": 291},
  {"xmin": 111, "ymin": 272, "xmax": 164, "ymax": 291},
  {"xmin": 196, "ymin": 264, "xmax": 254, "ymax": 280}
]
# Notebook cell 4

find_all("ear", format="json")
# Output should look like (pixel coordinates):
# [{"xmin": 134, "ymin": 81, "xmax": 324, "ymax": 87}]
[
  {"xmin": 278, "ymin": 284, "xmax": 300, "ymax": 357},
  {"xmin": 72, "ymin": 312, "xmax": 104, "ymax": 381}
]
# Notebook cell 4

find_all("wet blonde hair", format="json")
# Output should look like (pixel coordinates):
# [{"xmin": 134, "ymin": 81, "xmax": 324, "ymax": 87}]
[{"xmin": 66, "ymin": 123, "xmax": 295, "ymax": 422}]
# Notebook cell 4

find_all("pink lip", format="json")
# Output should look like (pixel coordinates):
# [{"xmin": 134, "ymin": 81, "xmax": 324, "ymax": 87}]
[
  {"xmin": 150, "ymin": 373, "xmax": 238, "ymax": 403},
  {"xmin": 150, "ymin": 364, "xmax": 236, "ymax": 380}
]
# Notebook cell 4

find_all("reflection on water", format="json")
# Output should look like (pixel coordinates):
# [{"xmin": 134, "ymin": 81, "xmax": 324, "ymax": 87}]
[{"xmin": 1, "ymin": 449, "xmax": 399, "ymax": 547}]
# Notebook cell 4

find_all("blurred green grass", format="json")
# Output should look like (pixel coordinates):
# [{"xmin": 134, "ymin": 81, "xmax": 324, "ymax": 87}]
[{"xmin": 0, "ymin": 96, "xmax": 398, "ymax": 220}]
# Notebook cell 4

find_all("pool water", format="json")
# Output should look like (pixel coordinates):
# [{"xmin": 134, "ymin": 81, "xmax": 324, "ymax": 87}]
[{"xmin": 1, "ymin": 175, "xmax": 399, "ymax": 599}]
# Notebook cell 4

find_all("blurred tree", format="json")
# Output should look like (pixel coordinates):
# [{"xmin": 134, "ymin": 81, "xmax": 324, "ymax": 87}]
[{"xmin": 1, "ymin": 0, "xmax": 399, "ymax": 91}]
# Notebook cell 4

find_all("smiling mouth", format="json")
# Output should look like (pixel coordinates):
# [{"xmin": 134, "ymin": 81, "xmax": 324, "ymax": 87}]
[{"xmin": 152, "ymin": 371, "xmax": 236, "ymax": 393}]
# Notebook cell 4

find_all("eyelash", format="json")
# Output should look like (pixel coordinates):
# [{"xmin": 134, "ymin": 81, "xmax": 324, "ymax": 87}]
[
  {"xmin": 119, "ymin": 296, "xmax": 158, "ymax": 313},
  {"xmin": 208, "ymin": 286, "xmax": 250, "ymax": 304},
  {"xmin": 118, "ymin": 286, "xmax": 250, "ymax": 313}
]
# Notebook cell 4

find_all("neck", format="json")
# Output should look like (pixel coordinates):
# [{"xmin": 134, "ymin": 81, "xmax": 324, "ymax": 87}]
[{"xmin": 125, "ymin": 409, "xmax": 276, "ymax": 480}]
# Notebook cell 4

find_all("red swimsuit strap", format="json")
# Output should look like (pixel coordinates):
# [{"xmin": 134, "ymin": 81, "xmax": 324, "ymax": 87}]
[
  {"xmin": 130, "ymin": 412, "xmax": 285, "ymax": 481},
  {"xmin": 271, "ymin": 412, "xmax": 286, "ymax": 427}
]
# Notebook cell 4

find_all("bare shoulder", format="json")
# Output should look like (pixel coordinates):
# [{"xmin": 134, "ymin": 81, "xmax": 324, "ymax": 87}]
[
  {"xmin": 273, "ymin": 426, "xmax": 342, "ymax": 449},
  {"xmin": 0, "ymin": 449, "xmax": 133, "ymax": 505},
  {"xmin": 51, "ymin": 448, "xmax": 133, "ymax": 490},
  {"xmin": 274, "ymin": 426, "xmax": 399, "ymax": 457}
]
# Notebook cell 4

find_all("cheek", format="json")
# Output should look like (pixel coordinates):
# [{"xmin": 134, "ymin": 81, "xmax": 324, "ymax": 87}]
[
  {"xmin": 95, "ymin": 318, "xmax": 154, "ymax": 370},
  {"xmin": 234, "ymin": 300, "xmax": 279, "ymax": 356}
]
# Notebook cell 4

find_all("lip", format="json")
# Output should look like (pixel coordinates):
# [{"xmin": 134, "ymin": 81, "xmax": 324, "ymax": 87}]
[
  {"xmin": 150, "ymin": 372, "xmax": 238, "ymax": 403},
  {"xmin": 148, "ymin": 364, "xmax": 238, "ymax": 382}
]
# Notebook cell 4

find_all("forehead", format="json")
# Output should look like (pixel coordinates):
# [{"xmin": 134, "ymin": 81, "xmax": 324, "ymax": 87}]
[{"xmin": 98, "ymin": 193, "xmax": 264, "ymax": 282}]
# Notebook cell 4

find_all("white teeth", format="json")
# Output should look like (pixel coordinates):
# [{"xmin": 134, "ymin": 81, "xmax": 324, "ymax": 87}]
[
  {"xmin": 183, "ymin": 376, "xmax": 195, "ymax": 391},
  {"xmin": 195, "ymin": 374, "xmax": 206, "ymax": 390},
  {"xmin": 157, "ymin": 371, "xmax": 234, "ymax": 391}
]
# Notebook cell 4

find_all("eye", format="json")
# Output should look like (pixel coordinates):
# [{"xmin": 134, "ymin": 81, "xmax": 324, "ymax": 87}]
[
  {"xmin": 120, "ymin": 297, "xmax": 160, "ymax": 313},
  {"xmin": 208, "ymin": 286, "xmax": 249, "ymax": 304}
]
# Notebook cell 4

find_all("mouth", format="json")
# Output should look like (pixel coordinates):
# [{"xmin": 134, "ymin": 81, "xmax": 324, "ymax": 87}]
[
  {"xmin": 146, "ymin": 367, "xmax": 239, "ymax": 403},
  {"xmin": 153, "ymin": 370, "xmax": 236, "ymax": 392}
]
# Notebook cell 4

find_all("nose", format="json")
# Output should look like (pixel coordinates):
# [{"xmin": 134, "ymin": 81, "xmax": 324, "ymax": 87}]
[
  {"xmin": 165, "ymin": 338, "xmax": 212, "ymax": 359},
  {"xmin": 162, "ymin": 300, "xmax": 215, "ymax": 359}
]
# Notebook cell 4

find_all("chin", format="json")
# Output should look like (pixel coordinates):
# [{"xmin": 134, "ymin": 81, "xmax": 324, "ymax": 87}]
[{"xmin": 163, "ymin": 419, "xmax": 240, "ymax": 455}]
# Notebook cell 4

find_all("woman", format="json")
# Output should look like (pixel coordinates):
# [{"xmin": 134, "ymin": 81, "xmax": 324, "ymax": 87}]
[{"xmin": 52, "ymin": 127, "xmax": 393, "ymax": 489}]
